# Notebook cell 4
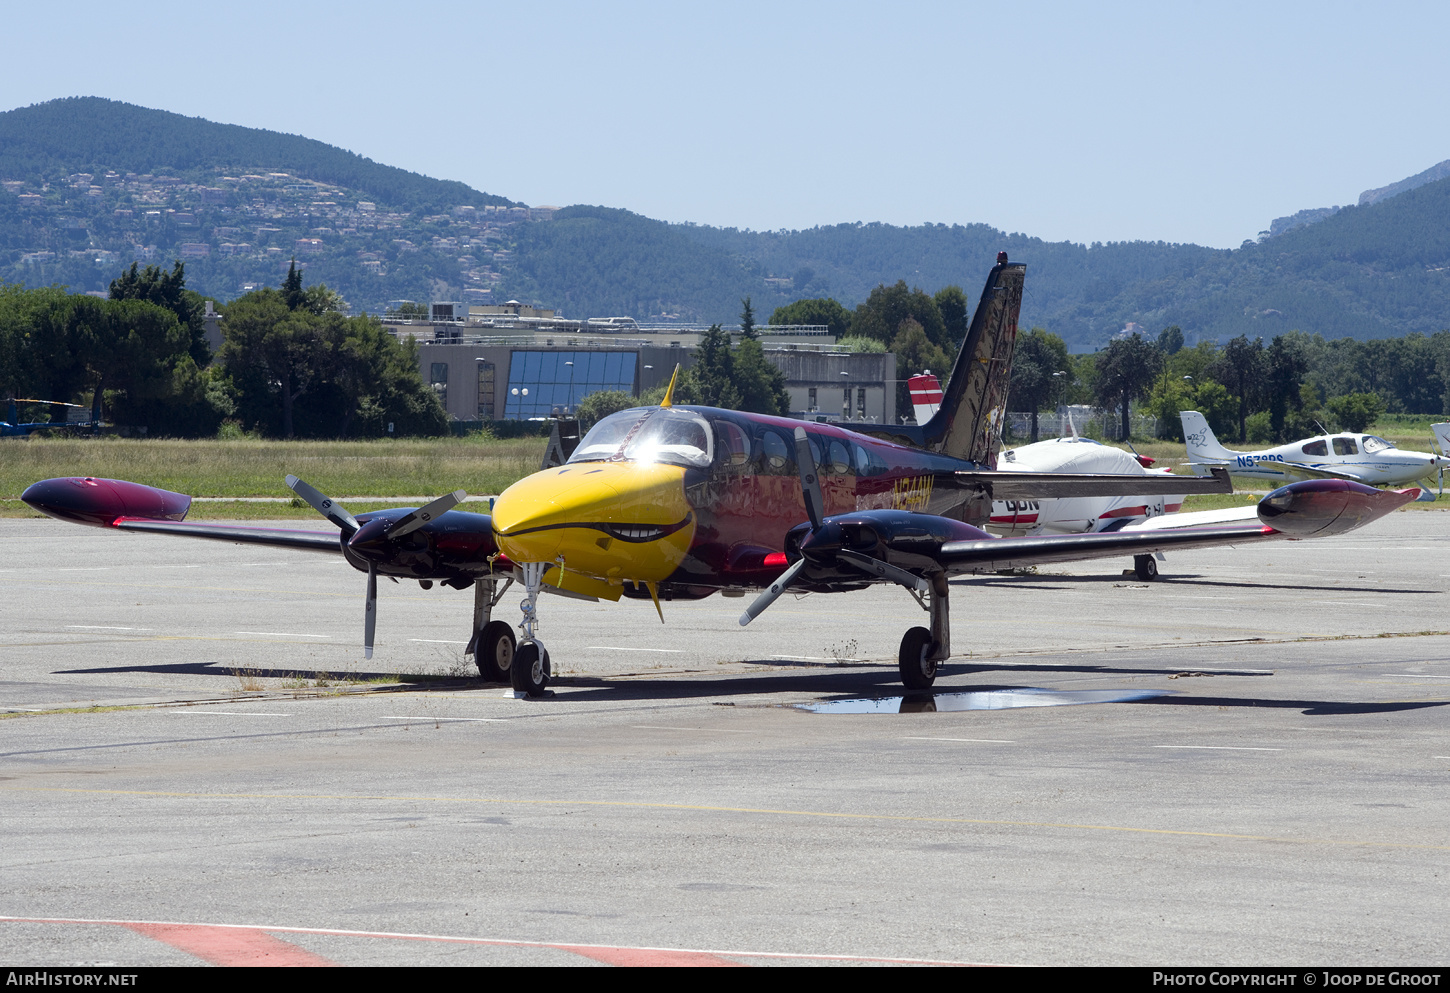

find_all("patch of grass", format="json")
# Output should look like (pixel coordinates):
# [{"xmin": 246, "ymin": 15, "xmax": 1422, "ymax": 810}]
[
  {"xmin": 0, "ymin": 435, "xmax": 542, "ymax": 504},
  {"xmin": 1, "ymin": 703, "xmax": 149, "ymax": 719}
]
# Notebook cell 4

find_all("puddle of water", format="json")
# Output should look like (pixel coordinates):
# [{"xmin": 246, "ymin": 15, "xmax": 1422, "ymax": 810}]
[{"xmin": 794, "ymin": 687, "xmax": 1170, "ymax": 714}]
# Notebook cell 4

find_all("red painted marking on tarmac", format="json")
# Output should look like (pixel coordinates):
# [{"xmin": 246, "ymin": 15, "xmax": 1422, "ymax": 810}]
[
  {"xmin": 124, "ymin": 922, "xmax": 336, "ymax": 967},
  {"xmin": 557, "ymin": 944, "xmax": 745, "ymax": 967},
  {"xmin": 2, "ymin": 917, "xmax": 994, "ymax": 966}
]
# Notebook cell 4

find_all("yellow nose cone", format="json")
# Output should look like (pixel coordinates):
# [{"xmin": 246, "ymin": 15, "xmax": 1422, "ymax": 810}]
[{"xmin": 492, "ymin": 461, "xmax": 696, "ymax": 584}]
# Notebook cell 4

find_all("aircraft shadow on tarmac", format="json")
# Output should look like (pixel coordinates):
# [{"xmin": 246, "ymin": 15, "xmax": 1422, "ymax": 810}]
[
  {"xmin": 1125, "ymin": 694, "xmax": 1450, "ymax": 716},
  {"xmin": 49, "ymin": 660, "xmax": 1450, "ymax": 716},
  {"xmin": 957, "ymin": 575, "xmax": 1430, "ymax": 595}
]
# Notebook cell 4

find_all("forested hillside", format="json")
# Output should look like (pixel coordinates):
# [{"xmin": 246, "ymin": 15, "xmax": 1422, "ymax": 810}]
[
  {"xmin": 0, "ymin": 98, "xmax": 517, "ymax": 211},
  {"xmin": 2, "ymin": 97, "xmax": 1448, "ymax": 348}
]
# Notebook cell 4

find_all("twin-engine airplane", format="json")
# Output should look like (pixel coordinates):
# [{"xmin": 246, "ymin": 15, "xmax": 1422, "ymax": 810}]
[
  {"xmin": 23, "ymin": 257, "xmax": 1420, "ymax": 697},
  {"xmin": 1182, "ymin": 410, "xmax": 1449, "ymax": 490}
]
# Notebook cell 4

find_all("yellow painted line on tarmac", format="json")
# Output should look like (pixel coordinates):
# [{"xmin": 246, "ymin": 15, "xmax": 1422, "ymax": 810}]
[
  {"xmin": 0, "ymin": 576, "xmax": 355, "ymax": 598},
  {"xmin": 6, "ymin": 786, "xmax": 1449, "ymax": 853}
]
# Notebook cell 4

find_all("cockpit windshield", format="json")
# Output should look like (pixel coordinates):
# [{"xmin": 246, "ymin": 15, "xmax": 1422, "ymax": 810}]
[
  {"xmin": 1361, "ymin": 435, "xmax": 1394, "ymax": 454},
  {"xmin": 568, "ymin": 407, "xmax": 714, "ymax": 468}
]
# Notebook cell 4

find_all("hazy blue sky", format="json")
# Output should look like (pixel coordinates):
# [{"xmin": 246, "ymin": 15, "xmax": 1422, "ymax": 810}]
[{"xmin": 5, "ymin": 1, "xmax": 1446, "ymax": 248}]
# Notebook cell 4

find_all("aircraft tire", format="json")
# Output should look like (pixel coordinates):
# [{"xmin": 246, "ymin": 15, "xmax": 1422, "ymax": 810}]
[
  {"xmin": 511, "ymin": 640, "xmax": 551, "ymax": 697},
  {"xmin": 898, "ymin": 626, "xmax": 937, "ymax": 689},
  {"xmin": 476, "ymin": 621, "xmax": 515, "ymax": 682},
  {"xmin": 1134, "ymin": 554, "xmax": 1159, "ymax": 582}
]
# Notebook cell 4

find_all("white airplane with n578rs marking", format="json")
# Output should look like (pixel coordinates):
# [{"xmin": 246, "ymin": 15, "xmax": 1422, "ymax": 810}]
[{"xmin": 1182, "ymin": 410, "xmax": 1450, "ymax": 490}]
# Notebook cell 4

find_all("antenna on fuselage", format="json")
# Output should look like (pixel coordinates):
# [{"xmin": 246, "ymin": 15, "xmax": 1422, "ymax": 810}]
[{"xmin": 660, "ymin": 363, "xmax": 682, "ymax": 407}]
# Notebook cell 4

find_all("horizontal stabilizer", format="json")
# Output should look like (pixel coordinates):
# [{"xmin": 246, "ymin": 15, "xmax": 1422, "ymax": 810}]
[{"xmin": 1186, "ymin": 460, "xmax": 1365, "ymax": 482}]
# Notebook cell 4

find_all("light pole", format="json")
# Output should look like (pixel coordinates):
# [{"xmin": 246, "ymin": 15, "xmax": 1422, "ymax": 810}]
[
  {"xmin": 1052, "ymin": 370, "xmax": 1067, "ymax": 436},
  {"xmin": 840, "ymin": 370, "xmax": 850, "ymax": 421}
]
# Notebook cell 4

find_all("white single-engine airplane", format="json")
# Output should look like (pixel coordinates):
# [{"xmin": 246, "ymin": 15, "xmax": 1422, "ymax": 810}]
[
  {"xmin": 23, "ymin": 257, "xmax": 1420, "ymax": 696},
  {"xmin": 910, "ymin": 372, "xmax": 1188, "ymax": 542},
  {"xmin": 1182, "ymin": 410, "xmax": 1449, "ymax": 490}
]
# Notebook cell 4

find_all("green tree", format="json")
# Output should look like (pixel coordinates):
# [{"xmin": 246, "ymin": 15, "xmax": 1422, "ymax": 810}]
[
  {"xmin": 1010, "ymin": 328, "xmax": 1071, "ymax": 441},
  {"xmin": 1211, "ymin": 335, "xmax": 1267, "ymax": 443},
  {"xmin": 1326, "ymin": 391, "xmax": 1386, "ymax": 432},
  {"xmin": 732, "ymin": 336, "xmax": 790, "ymax": 415},
  {"xmin": 850, "ymin": 281, "xmax": 947, "ymax": 347},
  {"xmin": 1157, "ymin": 325, "xmax": 1185, "ymax": 356},
  {"xmin": 686, "ymin": 324, "xmax": 741, "ymax": 410},
  {"xmin": 282, "ymin": 259, "xmax": 305, "ymax": 311},
  {"xmin": 1266, "ymin": 332, "xmax": 1310, "ymax": 441},
  {"xmin": 221, "ymin": 286, "xmax": 443, "ymax": 438},
  {"xmin": 769, "ymin": 297, "xmax": 852, "ymax": 337},
  {"xmin": 933, "ymin": 285, "xmax": 969, "ymax": 349},
  {"xmin": 109, "ymin": 260, "xmax": 210, "ymax": 366},
  {"xmin": 70, "ymin": 296, "xmax": 191, "ymax": 425},
  {"xmin": 1094, "ymin": 332, "xmax": 1160, "ymax": 440},
  {"xmin": 739, "ymin": 296, "xmax": 757, "ymax": 341},
  {"xmin": 575, "ymin": 389, "xmax": 640, "ymax": 430},
  {"xmin": 890, "ymin": 318, "xmax": 953, "ymax": 420},
  {"xmin": 221, "ymin": 289, "xmax": 333, "ymax": 438}
]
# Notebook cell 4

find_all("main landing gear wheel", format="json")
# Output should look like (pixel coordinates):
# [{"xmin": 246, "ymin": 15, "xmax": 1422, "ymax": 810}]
[
  {"xmin": 1134, "ymin": 554, "xmax": 1159, "ymax": 582},
  {"xmin": 476, "ymin": 620, "xmax": 515, "ymax": 682},
  {"xmin": 898, "ymin": 626, "xmax": 938, "ymax": 690},
  {"xmin": 511, "ymin": 640, "xmax": 551, "ymax": 697}
]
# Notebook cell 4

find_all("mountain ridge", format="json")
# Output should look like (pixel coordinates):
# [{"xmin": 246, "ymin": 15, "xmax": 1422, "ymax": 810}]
[{"xmin": 1, "ymin": 97, "xmax": 1447, "ymax": 349}]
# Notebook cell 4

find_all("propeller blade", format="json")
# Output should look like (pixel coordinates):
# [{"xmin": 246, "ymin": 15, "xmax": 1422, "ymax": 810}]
[
  {"xmin": 286, "ymin": 474, "xmax": 359, "ymax": 534},
  {"xmin": 388, "ymin": 489, "xmax": 467, "ymax": 539},
  {"xmin": 739, "ymin": 557, "xmax": 807, "ymax": 626},
  {"xmin": 793, "ymin": 427, "xmax": 824, "ymax": 530},
  {"xmin": 364, "ymin": 563, "xmax": 377, "ymax": 659},
  {"xmin": 835, "ymin": 549, "xmax": 930, "ymax": 593}
]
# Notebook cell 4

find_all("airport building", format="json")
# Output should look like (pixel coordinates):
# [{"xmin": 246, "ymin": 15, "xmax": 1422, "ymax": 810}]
[{"xmin": 387, "ymin": 306, "xmax": 897, "ymax": 424}]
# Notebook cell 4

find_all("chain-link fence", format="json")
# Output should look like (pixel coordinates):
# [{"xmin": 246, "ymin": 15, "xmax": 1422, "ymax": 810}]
[{"xmin": 1005, "ymin": 407, "xmax": 1159, "ymax": 443}]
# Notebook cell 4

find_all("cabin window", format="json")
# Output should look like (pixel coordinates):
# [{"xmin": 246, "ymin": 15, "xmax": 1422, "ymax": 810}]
[
  {"xmin": 760, "ymin": 429, "xmax": 792, "ymax": 473},
  {"xmin": 715, "ymin": 421, "xmax": 751, "ymax": 469},
  {"xmin": 854, "ymin": 443, "xmax": 888, "ymax": 477},
  {"xmin": 1362, "ymin": 436, "xmax": 1393, "ymax": 454},
  {"xmin": 825, "ymin": 438, "xmax": 853, "ymax": 476},
  {"xmin": 1333, "ymin": 437, "xmax": 1358, "ymax": 455},
  {"xmin": 1301, "ymin": 440, "xmax": 1327, "ymax": 456}
]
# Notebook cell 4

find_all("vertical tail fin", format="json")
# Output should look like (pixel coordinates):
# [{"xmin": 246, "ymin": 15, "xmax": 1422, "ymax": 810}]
[
  {"xmin": 857, "ymin": 255, "xmax": 1026, "ymax": 467},
  {"xmin": 1181, "ymin": 411, "xmax": 1234, "ymax": 463},
  {"xmin": 907, "ymin": 373, "xmax": 943, "ymax": 424},
  {"xmin": 1431, "ymin": 422, "xmax": 1450, "ymax": 458}
]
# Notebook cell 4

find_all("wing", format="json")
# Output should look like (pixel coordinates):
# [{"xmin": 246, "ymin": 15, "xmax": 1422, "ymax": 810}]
[
  {"xmin": 945, "ymin": 477, "xmax": 1415, "ymax": 573},
  {"xmin": 113, "ymin": 518, "xmax": 341, "ymax": 553},
  {"xmin": 742, "ymin": 478, "xmax": 1418, "ymax": 623},
  {"xmin": 936, "ymin": 520, "xmax": 1274, "ymax": 575},
  {"xmin": 958, "ymin": 465, "xmax": 1231, "ymax": 500}
]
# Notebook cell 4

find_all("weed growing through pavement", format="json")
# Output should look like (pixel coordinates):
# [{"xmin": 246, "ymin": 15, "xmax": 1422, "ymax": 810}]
[{"xmin": 231, "ymin": 669, "xmax": 265, "ymax": 692}]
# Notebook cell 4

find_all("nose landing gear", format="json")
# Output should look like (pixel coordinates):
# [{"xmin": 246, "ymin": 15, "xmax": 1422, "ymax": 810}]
[{"xmin": 511, "ymin": 561, "xmax": 551, "ymax": 697}]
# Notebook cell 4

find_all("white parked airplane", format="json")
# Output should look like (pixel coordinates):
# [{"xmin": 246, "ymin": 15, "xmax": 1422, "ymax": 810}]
[
  {"xmin": 903, "ymin": 368, "xmax": 1195, "ymax": 544},
  {"xmin": 1181, "ymin": 410, "xmax": 1449, "ymax": 489},
  {"xmin": 990, "ymin": 435, "xmax": 1185, "ymax": 537}
]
